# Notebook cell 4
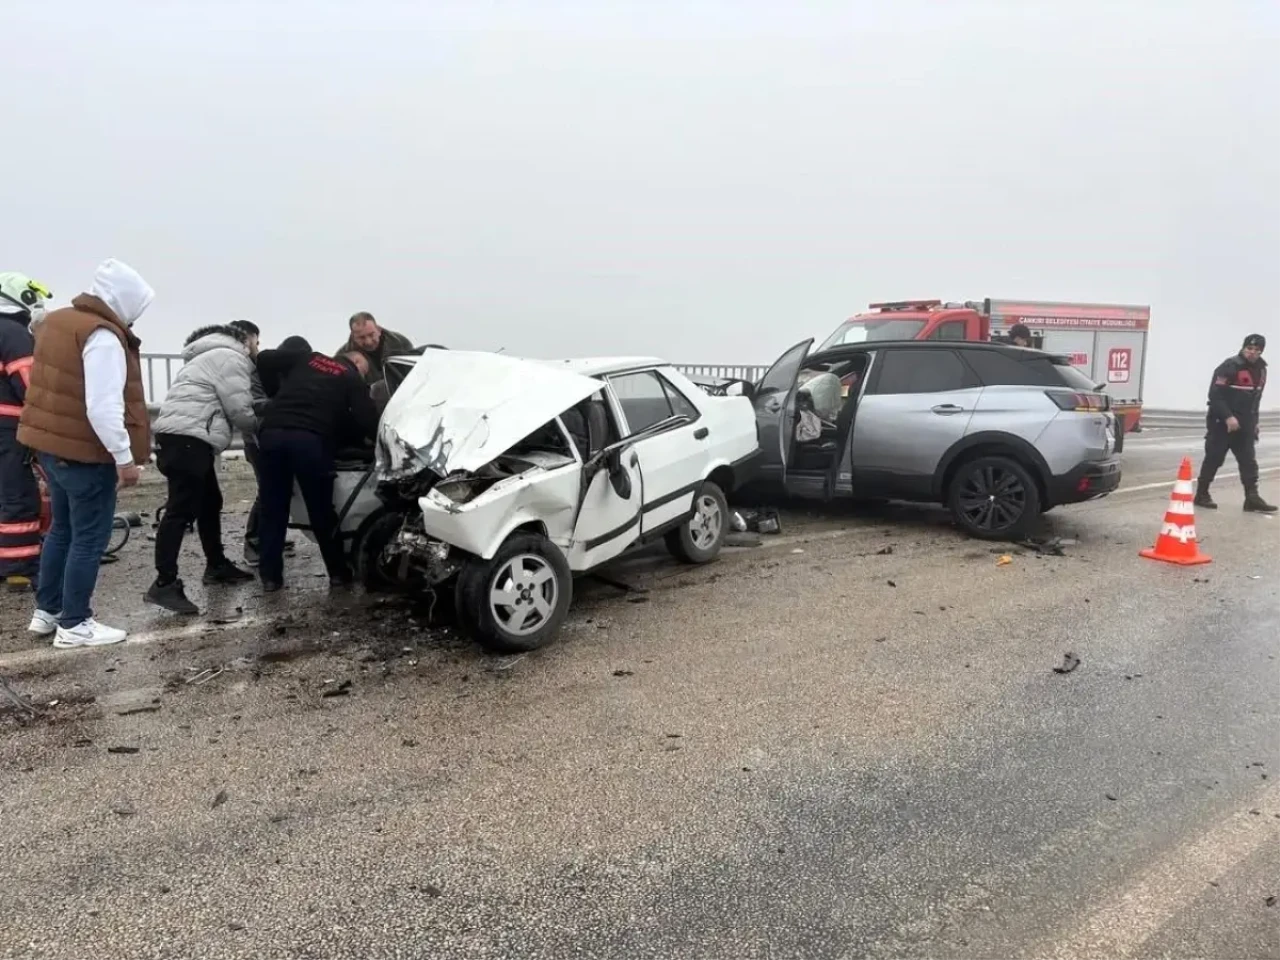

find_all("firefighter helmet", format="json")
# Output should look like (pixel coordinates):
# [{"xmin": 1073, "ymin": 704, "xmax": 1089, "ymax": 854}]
[{"xmin": 0, "ymin": 272, "xmax": 53, "ymax": 316}]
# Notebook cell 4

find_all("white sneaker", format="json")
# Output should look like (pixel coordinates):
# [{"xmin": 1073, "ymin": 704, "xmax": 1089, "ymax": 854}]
[
  {"xmin": 28, "ymin": 609, "xmax": 60, "ymax": 637},
  {"xmin": 53, "ymin": 618, "xmax": 127, "ymax": 649}
]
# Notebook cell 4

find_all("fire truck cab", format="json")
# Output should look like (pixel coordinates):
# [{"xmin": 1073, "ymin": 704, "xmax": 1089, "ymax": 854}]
[{"xmin": 819, "ymin": 299, "xmax": 1150, "ymax": 432}]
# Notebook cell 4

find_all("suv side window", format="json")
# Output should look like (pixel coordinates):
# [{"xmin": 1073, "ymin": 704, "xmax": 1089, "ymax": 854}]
[
  {"xmin": 963, "ymin": 349, "xmax": 1094, "ymax": 387},
  {"xmin": 608, "ymin": 370, "xmax": 699, "ymax": 432},
  {"xmin": 872, "ymin": 349, "xmax": 972, "ymax": 395},
  {"xmin": 962, "ymin": 349, "xmax": 1043, "ymax": 385}
]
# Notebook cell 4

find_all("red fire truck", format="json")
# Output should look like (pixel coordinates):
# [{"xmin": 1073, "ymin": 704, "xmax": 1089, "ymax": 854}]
[{"xmin": 819, "ymin": 298, "xmax": 1151, "ymax": 432}]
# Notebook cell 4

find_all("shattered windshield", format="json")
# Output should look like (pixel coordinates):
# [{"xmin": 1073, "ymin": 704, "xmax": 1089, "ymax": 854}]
[{"xmin": 819, "ymin": 318, "xmax": 926, "ymax": 351}]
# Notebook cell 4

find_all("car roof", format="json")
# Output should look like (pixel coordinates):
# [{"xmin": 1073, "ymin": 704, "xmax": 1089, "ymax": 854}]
[
  {"xmin": 387, "ymin": 353, "xmax": 673, "ymax": 377},
  {"xmin": 535, "ymin": 356, "xmax": 669, "ymax": 377},
  {"xmin": 809, "ymin": 340, "xmax": 1052, "ymax": 361}
]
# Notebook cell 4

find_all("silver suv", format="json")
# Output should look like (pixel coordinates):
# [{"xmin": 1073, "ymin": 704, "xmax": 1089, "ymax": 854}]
[{"xmin": 746, "ymin": 339, "xmax": 1123, "ymax": 539}]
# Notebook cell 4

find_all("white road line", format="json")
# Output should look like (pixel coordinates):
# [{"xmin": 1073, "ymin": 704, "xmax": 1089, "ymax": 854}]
[
  {"xmin": 0, "ymin": 616, "xmax": 269, "ymax": 671},
  {"xmin": 1043, "ymin": 785, "xmax": 1280, "ymax": 959},
  {"xmin": 1113, "ymin": 464, "xmax": 1280, "ymax": 495}
]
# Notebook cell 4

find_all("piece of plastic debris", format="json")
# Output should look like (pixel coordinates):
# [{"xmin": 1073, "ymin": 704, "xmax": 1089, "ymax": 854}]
[
  {"xmin": 110, "ymin": 800, "xmax": 137, "ymax": 816},
  {"xmin": 877, "ymin": 545, "xmax": 894, "ymax": 555},
  {"xmin": 320, "ymin": 679, "xmax": 353, "ymax": 698},
  {"xmin": 997, "ymin": 555, "xmax": 1013, "ymax": 566},
  {"xmin": 791, "ymin": 548, "xmax": 805, "ymax": 554},
  {"xmin": 612, "ymin": 669, "xmax": 634, "ymax": 677},
  {"xmin": 730, "ymin": 511, "xmax": 748, "ymax": 533},
  {"xmin": 211, "ymin": 789, "xmax": 229, "ymax": 809},
  {"xmin": 1053, "ymin": 653, "xmax": 1081, "ymax": 674},
  {"xmin": 886, "ymin": 580, "xmax": 897, "ymax": 588},
  {"xmin": 106, "ymin": 745, "xmax": 140, "ymax": 755}
]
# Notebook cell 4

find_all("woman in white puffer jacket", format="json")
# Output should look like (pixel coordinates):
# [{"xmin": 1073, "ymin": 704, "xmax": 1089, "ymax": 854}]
[{"xmin": 146, "ymin": 324, "xmax": 259, "ymax": 615}]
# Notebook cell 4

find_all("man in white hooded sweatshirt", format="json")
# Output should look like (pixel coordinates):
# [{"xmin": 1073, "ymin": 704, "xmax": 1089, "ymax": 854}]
[{"xmin": 17, "ymin": 259, "xmax": 155, "ymax": 648}]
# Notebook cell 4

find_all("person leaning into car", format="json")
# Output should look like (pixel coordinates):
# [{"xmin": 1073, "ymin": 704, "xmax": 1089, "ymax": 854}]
[{"xmin": 253, "ymin": 338, "xmax": 380, "ymax": 592}]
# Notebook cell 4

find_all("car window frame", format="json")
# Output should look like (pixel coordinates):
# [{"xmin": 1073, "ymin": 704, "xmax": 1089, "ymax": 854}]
[
  {"xmin": 604, "ymin": 367, "xmax": 703, "ymax": 435},
  {"xmin": 865, "ymin": 347, "xmax": 980, "ymax": 396}
]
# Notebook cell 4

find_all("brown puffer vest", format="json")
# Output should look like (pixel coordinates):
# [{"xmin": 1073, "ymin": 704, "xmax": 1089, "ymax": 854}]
[{"xmin": 17, "ymin": 295, "xmax": 151, "ymax": 464}]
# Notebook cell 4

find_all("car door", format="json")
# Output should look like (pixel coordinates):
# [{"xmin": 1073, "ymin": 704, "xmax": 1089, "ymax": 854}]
[
  {"xmin": 850, "ymin": 348, "xmax": 980, "ymax": 499},
  {"xmin": 751, "ymin": 339, "xmax": 813, "ymax": 486},
  {"xmin": 605, "ymin": 369, "xmax": 705, "ymax": 534},
  {"xmin": 568, "ymin": 438, "xmax": 645, "ymax": 571}
]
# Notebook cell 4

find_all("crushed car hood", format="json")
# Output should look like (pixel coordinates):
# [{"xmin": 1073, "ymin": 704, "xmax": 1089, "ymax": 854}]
[{"xmin": 378, "ymin": 350, "xmax": 603, "ymax": 478}]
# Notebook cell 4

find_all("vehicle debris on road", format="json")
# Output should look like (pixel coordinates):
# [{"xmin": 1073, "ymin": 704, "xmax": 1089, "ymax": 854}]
[{"xmin": 1053, "ymin": 653, "xmax": 1081, "ymax": 674}]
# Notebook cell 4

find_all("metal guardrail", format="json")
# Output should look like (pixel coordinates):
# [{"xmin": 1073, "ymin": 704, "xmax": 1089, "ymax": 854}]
[{"xmin": 141, "ymin": 353, "xmax": 770, "ymax": 405}]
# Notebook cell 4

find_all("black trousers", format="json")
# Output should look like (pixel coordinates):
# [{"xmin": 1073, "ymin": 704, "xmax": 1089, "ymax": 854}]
[
  {"xmin": 1199, "ymin": 418, "xmax": 1259, "ymax": 492},
  {"xmin": 0, "ymin": 426, "xmax": 41, "ymax": 578},
  {"xmin": 154, "ymin": 433, "xmax": 226, "ymax": 583},
  {"xmin": 243, "ymin": 438, "xmax": 262, "ymax": 547},
  {"xmin": 257, "ymin": 427, "xmax": 346, "ymax": 584}
]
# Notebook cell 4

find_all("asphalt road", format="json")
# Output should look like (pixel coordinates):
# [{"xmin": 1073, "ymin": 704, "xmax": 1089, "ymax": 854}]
[{"xmin": 1, "ymin": 431, "xmax": 1277, "ymax": 959}]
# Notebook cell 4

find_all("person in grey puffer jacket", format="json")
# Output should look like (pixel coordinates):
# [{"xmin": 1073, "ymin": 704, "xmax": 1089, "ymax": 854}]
[{"xmin": 145, "ymin": 323, "xmax": 259, "ymax": 614}]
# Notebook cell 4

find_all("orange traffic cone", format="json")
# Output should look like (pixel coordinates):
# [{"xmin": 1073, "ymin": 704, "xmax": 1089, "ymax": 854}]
[{"xmin": 1139, "ymin": 457, "xmax": 1211, "ymax": 566}]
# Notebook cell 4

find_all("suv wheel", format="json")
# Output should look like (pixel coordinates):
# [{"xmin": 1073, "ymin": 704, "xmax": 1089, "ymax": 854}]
[
  {"xmin": 455, "ymin": 533, "xmax": 573, "ymax": 653},
  {"xmin": 947, "ymin": 455, "xmax": 1041, "ymax": 541},
  {"xmin": 665, "ymin": 481, "xmax": 728, "ymax": 563}
]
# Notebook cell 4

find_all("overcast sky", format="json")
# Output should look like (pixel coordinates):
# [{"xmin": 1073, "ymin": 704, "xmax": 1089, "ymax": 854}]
[{"xmin": 4, "ymin": 1, "xmax": 1276, "ymax": 408}]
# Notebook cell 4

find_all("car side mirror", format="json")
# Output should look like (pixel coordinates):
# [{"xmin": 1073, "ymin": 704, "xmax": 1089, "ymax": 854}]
[{"xmin": 606, "ymin": 449, "xmax": 633, "ymax": 499}]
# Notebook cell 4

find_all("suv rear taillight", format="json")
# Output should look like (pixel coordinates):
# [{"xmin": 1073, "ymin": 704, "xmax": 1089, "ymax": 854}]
[{"xmin": 1046, "ymin": 390, "xmax": 1111, "ymax": 412}]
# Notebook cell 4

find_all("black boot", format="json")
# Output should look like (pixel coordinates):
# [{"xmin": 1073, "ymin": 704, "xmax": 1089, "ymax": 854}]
[
  {"xmin": 145, "ymin": 578, "xmax": 200, "ymax": 615},
  {"xmin": 203, "ymin": 559, "xmax": 256, "ymax": 585},
  {"xmin": 1194, "ymin": 487, "xmax": 1217, "ymax": 509},
  {"xmin": 1243, "ymin": 489, "xmax": 1278, "ymax": 513}
]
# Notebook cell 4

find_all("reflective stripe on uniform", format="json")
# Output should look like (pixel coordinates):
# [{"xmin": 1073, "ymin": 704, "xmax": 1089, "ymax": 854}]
[
  {"xmin": 0, "ymin": 403, "xmax": 22, "ymax": 417},
  {"xmin": 0, "ymin": 543, "xmax": 41, "ymax": 559},
  {"xmin": 0, "ymin": 519, "xmax": 41, "ymax": 534},
  {"xmin": 5, "ymin": 355, "xmax": 33, "ymax": 390}
]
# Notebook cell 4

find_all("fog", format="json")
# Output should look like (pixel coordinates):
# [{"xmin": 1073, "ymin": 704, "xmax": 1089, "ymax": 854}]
[{"xmin": 4, "ymin": 1, "xmax": 1276, "ymax": 408}]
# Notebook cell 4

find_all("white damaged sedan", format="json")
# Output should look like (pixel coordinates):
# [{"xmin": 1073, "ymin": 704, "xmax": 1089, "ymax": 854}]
[{"xmin": 292, "ymin": 350, "xmax": 760, "ymax": 652}]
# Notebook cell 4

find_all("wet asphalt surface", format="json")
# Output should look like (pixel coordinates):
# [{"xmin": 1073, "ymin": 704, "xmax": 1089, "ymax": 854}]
[{"xmin": 1, "ymin": 433, "xmax": 1277, "ymax": 959}]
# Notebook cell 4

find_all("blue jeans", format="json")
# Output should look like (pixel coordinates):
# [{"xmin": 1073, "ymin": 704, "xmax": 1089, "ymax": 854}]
[{"xmin": 36, "ymin": 454, "xmax": 118, "ymax": 628}]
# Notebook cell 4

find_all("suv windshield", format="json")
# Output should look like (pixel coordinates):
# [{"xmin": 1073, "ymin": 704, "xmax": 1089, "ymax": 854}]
[{"xmin": 819, "ymin": 318, "xmax": 926, "ymax": 350}]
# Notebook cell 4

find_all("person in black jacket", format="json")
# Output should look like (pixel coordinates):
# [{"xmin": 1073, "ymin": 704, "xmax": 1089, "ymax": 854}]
[
  {"xmin": 254, "ymin": 337, "xmax": 381, "ymax": 591},
  {"xmin": 1196, "ymin": 333, "xmax": 1274, "ymax": 512}
]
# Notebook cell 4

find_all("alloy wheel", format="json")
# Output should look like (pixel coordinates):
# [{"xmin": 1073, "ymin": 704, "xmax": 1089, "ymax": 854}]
[
  {"xmin": 957, "ymin": 464, "xmax": 1028, "ymax": 533},
  {"xmin": 488, "ymin": 553, "xmax": 559, "ymax": 637}
]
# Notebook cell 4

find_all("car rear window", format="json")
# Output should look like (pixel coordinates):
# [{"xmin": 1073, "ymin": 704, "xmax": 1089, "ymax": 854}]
[{"xmin": 962, "ymin": 350, "xmax": 1101, "ymax": 390}]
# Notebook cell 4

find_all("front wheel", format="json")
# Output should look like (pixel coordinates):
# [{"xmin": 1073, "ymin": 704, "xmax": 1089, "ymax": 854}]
[
  {"xmin": 455, "ymin": 533, "xmax": 573, "ymax": 654},
  {"xmin": 947, "ymin": 455, "xmax": 1041, "ymax": 541},
  {"xmin": 354, "ymin": 511, "xmax": 409, "ymax": 592},
  {"xmin": 665, "ymin": 481, "xmax": 728, "ymax": 563}
]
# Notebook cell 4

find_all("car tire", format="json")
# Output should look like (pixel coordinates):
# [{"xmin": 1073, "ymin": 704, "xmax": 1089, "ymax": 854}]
[
  {"xmin": 947, "ymin": 455, "xmax": 1041, "ymax": 541},
  {"xmin": 455, "ymin": 533, "xmax": 573, "ymax": 654},
  {"xmin": 665, "ymin": 480, "xmax": 729, "ymax": 564},
  {"xmin": 353, "ymin": 511, "xmax": 407, "ymax": 592}
]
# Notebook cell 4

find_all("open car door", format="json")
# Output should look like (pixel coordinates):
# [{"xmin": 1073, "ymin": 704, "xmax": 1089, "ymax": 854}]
[
  {"xmin": 751, "ymin": 339, "xmax": 813, "ymax": 487},
  {"xmin": 567, "ymin": 437, "xmax": 645, "ymax": 571}
]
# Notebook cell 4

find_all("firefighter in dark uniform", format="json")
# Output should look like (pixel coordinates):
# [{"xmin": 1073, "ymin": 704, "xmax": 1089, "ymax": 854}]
[
  {"xmin": 1195, "ymin": 333, "xmax": 1275, "ymax": 512},
  {"xmin": 0, "ymin": 272, "xmax": 53, "ymax": 591}
]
